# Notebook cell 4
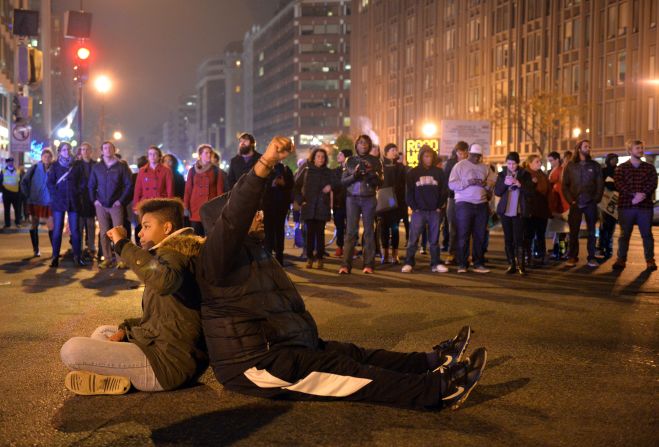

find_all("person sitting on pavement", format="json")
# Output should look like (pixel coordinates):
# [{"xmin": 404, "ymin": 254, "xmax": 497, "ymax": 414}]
[
  {"xmin": 60, "ymin": 198, "xmax": 208, "ymax": 395},
  {"xmin": 401, "ymin": 144, "xmax": 448, "ymax": 274},
  {"xmin": 197, "ymin": 136, "xmax": 487, "ymax": 411}
]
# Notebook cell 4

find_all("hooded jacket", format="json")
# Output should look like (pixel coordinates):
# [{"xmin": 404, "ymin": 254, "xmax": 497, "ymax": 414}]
[
  {"xmin": 198, "ymin": 171, "xmax": 319, "ymax": 383},
  {"xmin": 405, "ymin": 148, "xmax": 446, "ymax": 211},
  {"xmin": 114, "ymin": 228, "xmax": 208, "ymax": 390}
]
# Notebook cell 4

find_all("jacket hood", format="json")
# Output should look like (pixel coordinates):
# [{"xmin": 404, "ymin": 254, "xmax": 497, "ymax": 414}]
[
  {"xmin": 194, "ymin": 161, "xmax": 213, "ymax": 174},
  {"xmin": 417, "ymin": 146, "xmax": 438, "ymax": 167},
  {"xmin": 152, "ymin": 227, "xmax": 204, "ymax": 257}
]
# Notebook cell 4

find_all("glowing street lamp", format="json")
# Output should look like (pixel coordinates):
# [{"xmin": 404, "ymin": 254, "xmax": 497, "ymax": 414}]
[
  {"xmin": 93, "ymin": 75, "xmax": 112, "ymax": 94},
  {"xmin": 112, "ymin": 131, "xmax": 123, "ymax": 141},
  {"xmin": 421, "ymin": 122, "xmax": 438, "ymax": 137},
  {"xmin": 572, "ymin": 127, "xmax": 582, "ymax": 138}
]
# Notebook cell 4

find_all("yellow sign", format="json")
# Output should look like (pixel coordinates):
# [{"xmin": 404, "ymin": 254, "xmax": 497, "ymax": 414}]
[{"xmin": 405, "ymin": 139, "xmax": 439, "ymax": 168}]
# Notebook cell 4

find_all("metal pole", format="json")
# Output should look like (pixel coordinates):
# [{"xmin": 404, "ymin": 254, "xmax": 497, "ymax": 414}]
[
  {"xmin": 77, "ymin": 82, "xmax": 83, "ymax": 142},
  {"xmin": 100, "ymin": 101, "xmax": 105, "ymax": 143}
]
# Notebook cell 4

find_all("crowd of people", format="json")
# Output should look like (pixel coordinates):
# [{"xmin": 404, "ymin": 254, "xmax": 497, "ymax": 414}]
[{"xmin": 0, "ymin": 133, "xmax": 656, "ymax": 274}]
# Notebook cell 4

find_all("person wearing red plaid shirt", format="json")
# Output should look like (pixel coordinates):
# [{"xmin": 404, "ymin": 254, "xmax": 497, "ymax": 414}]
[{"xmin": 612, "ymin": 140, "xmax": 658, "ymax": 271}]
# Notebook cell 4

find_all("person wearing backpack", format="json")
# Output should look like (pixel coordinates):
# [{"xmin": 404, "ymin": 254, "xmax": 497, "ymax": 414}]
[{"xmin": 184, "ymin": 144, "xmax": 227, "ymax": 236}]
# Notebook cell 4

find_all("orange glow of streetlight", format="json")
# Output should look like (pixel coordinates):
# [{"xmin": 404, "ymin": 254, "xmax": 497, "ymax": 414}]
[
  {"xmin": 421, "ymin": 122, "xmax": 438, "ymax": 137},
  {"xmin": 113, "ymin": 131, "xmax": 123, "ymax": 140},
  {"xmin": 94, "ymin": 75, "xmax": 112, "ymax": 94}
]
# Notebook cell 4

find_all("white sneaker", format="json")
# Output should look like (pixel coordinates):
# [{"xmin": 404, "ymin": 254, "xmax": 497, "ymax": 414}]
[
  {"xmin": 472, "ymin": 265, "xmax": 490, "ymax": 274},
  {"xmin": 457, "ymin": 267, "xmax": 468, "ymax": 273},
  {"xmin": 432, "ymin": 264, "xmax": 449, "ymax": 273},
  {"xmin": 401, "ymin": 264, "xmax": 413, "ymax": 273}
]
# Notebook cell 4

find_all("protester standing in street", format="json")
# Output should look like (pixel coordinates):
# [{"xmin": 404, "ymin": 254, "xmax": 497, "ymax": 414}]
[
  {"xmin": 21, "ymin": 149, "xmax": 53, "ymax": 257},
  {"xmin": 443, "ymin": 142, "xmax": 469, "ymax": 264},
  {"xmin": 561, "ymin": 140, "xmax": 604, "ymax": 268},
  {"xmin": 134, "ymin": 146, "xmax": 174, "ymax": 207},
  {"xmin": 495, "ymin": 152, "xmax": 534, "ymax": 275},
  {"xmin": 295, "ymin": 148, "xmax": 337, "ymax": 269},
  {"xmin": 1, "ymin": 157, "xmax": 22, "ymax": 228},
  {"xmin": 547, "ymin": 151, "xmax": 570, "ymax": 260},
  {"xmin": 448, "ymin": 144, "xmax": 496, "ymax": 274},
  {"xmin": 228, "ymin": 133, "xmax": 261, "ymax": 189},
  {"xmin": 523, "ymin": 154, "xmax": 551, "ymax": 266},
  {"xmin": 184, "ymin": 144, "xmax": 226, "ymax": 236},
  {"xmin": 47, "ymin": 142, "xmax": 86, "ymax": 268},
  {"xmin": 162, "ymin": 154, "xmax": 186, "ymax": 200},
  {"xmin": 263, "ymin": 158, "xmax": 294, "ymax": 266},
  {"xmin": 613, "ymin": 140, "xmax": 657, "ymax": 271},
  {"xmin": 88, "ymin": 141, "xmax": 133, "ymax": 269},
  {"xmin": 76, "ymin": 143, "xmax": 97, "ymax": 260},
  {"xmin": 339, "ymin": 135, "xmax": 383, "ymax": 274},
  {"xmin": 332, "ymin": 149, "xmax": 351, "ymax": 258},
  {"xmin": 379, "ymin": 143, "xmax": 406, "ymax": 264},
  {"xmin": 597, "ymin": 153, "xmax": 619, "ymax": 259}
]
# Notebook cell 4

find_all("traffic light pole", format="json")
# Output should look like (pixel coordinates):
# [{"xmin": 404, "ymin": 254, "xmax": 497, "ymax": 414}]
[{"xmin": 77, "ymin": 81, "xmax": 83, "ymax": 143}]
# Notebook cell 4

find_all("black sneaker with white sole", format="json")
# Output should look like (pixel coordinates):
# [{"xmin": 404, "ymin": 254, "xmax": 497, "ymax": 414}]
[
  {"xmin": 432, "ymin": 325, "xmax": 472, "ymax": 371},
  {"xmin": 441, "ymin": 347, "xmax": 487, "ymax": 410}
]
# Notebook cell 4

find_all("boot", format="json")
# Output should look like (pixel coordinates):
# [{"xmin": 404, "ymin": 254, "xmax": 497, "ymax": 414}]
[
  {"xmin": 516, "ymin": 247, "xmax": 527, "ymax": 276},
  {"xmin": 505, "ymin": 246, "xmax": 516, "ymax": 274},
  {"xmin": 306, "ymin": 258, "xmax": 314, "ymax": 269},
  {"xmin": 391, "ymin": 248, "xmax": 400, "ymax": 264},
  {"xmin": 73, "ymin": 256, "xmax": 88, "ymax": 267},
  {"xmin": 29, "ymin": 229, "xmax": 40, "ymax": 257},
  {"xmin": 382, "ymin": 248, "xmax": 390, "ymax": 264}
]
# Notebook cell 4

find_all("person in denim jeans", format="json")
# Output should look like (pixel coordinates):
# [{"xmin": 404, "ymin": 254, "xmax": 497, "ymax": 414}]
[
  {"xmin": 612, "ymin": 140, "xmax": 658, "ymax": 271},
  {"xmin": 339, "ymin": 135, "xmax": 383, "ymax": 274},
  {"xmin": 401, "ymin": 145, "xmax": 447, "ymax": 273},
  {"xmin": 443, "ymin": 142, "xmax": 469, "ymax": 264},
  {"xmin": 561, "ymin": 140, "xmax": 604, "ymax": 268},
  {"xmin": 448, "ymin": 144, "xmax": 496, "ymax": 273},
  {"xmin": 332, "ymin": 149, "xmax": 351, "ymax": 258}
]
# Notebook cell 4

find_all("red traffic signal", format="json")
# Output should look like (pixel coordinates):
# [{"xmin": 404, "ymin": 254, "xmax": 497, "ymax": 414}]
[{"xmin": 76, "ymin": 46, "xmax": 90, "ymax": 60}]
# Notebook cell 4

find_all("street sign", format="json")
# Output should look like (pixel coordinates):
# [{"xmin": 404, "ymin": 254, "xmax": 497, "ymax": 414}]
[
  {"xmin": 404, "ymin": 138, "xmax": 439, "ymax": 168},
  {"xmin": 11, "ymin": 123, "xmax": 31, "ymax": 152},
  {"xmin": 440, "ymin": 120, "xmax": 491, "ymax": 156}
]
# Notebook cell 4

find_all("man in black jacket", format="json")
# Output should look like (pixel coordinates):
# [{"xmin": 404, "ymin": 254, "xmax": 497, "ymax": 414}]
[
  {"xmin": 263, "ymin": 161, "xmax": 294, "ymax": 265},
  {"xmin": 561, "ymin": 139, "xmax": 604, "ymax": 268},
  {"xmin": 197, "ymin": 136, "xmax": 487, "ymax": 411},
  {"xmin": 227, "ymin": 132, "xmax": 262, "ymax": 189}
]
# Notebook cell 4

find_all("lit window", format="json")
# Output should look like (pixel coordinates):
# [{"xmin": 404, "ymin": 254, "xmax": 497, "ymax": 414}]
[{"xmin": 235, "ymin": 85, "xmax": 241, "ymax": 93}]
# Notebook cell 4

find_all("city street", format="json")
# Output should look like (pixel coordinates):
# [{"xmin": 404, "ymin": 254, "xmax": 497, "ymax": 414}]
[{"xmin": 0, "ymin": 227, "xmax": 656, "ymax": 446}]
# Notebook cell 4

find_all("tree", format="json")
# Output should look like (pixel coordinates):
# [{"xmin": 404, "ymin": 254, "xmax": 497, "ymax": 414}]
[{"xmin": 492, "ymin": 92, "xmax": 581, "ymax": 160}]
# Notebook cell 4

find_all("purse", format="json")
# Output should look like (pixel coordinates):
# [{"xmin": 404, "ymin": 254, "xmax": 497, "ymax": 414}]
[{"xmin": 376, "ymin": 186, "xmax": 398, "ymax": 214}]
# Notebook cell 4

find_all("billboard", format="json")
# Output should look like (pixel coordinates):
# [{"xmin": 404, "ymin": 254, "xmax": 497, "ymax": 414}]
[
  {"xmin": 440, "ymin": 120, "xmax": 491, "ymax": 156},
  {"xmin": 404, "ymin": 138, "xmax": 439, "ymax": 168}
]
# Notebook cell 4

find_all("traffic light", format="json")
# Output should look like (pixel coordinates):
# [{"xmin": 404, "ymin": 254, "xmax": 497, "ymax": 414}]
[{"xmin": 73, "ymin": 45, "xmax": 90, "ymax": 83}]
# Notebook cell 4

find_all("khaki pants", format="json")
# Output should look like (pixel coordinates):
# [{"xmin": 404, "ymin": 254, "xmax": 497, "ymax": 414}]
[{"xmin": 95, "ymin": 203, "xmax": 125, "ymax": 262}]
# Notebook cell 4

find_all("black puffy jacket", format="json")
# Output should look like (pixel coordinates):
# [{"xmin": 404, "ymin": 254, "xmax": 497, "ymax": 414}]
[{"xmin": 198, "ymin": 171, "xmax": 319, "ymax": 383}]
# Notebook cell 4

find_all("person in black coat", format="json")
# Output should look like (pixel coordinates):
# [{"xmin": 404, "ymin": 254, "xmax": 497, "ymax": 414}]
[
  {"xmin": 332, "ymin": 149, "xmax": 351, "ymax": 257},
  {"xmin": 294, "ymin": 148, "xmax": 339, "ymax": 269},
  {"xmin": 162, "ymin": 154, "xmax": 186, "ymax": 200},
  {"xmin": 378, "ymin": 143, "xmax": 406, "ymax": 264},
  {"xmin": 77, "ymin": 143, "xmax": 97, "ymax": 259},
  {"xmin": 227, "ymin": 133, "xmax": 262, "ymax": 189},
  {"xmin": 263, "ymin": 161, "xmax": 294, "ymax": 265},
  {"xmin": 494, "ymin": 152, "xmax": 534, "ymax": 275},
  {"xmin": 47, "ymin": 142, "xmax": 86, "ymax": 268}
]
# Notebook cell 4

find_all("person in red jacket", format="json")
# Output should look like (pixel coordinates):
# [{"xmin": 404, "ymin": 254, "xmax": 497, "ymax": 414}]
[
  {"xmin": 133, "ymin": 146, "xmax": 174, "ymax": 210},
  {"xmin": 184, "ymin": 144, "xmax": 227, "ymax": 236}
]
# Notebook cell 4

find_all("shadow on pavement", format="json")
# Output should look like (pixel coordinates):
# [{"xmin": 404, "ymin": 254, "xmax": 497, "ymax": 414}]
[{"xmin": 79, "ymin": 269, "xmax": 141, "ymax": 298}]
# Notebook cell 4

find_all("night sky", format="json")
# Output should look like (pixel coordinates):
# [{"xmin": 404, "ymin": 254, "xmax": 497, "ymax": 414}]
[{"xmin": 53, "ymin": 0, "xmax": 281, "ymax": 157}]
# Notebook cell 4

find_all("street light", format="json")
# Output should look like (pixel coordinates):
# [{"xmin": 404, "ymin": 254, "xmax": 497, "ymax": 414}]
[
  {"xmin": 93, "ymin": 75, "xmax": 113, "ymax": 143},
  {"xmin": 572, "ymin": 127, "xmax": 582, "ymax": 138},
  {"xmin": 112, "ymin": 131, "xmax": 122, "ymax": 140},
  {"xmin": 421, "ymin": 122, "xmax": 438, "ymax": 137}
]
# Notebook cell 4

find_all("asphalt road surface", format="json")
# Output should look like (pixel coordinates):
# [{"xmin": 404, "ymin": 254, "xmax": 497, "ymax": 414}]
[{"xmin": 0, "ymin": 227, "xmax": 656, "ymax": 446}]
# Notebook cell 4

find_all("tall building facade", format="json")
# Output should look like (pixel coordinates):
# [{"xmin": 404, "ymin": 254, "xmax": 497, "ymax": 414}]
[
  {"xmin": 351, "ymin": 0, "xmax": 659, "ymax": 161},
  {"xmin": 224, "ymin": 41, "xmax": 244, "ymax": 156},
  {"xmin": 162, "ymin": 94, "xmax": 197, "ymax": 158},
  {"xmin": 247, "ymin": 0, "xmax": 351, "ymax": 148},
  {"xmin": 0, "ymin": 1, "xmax": 20, "ymax": 161},
  {"xmin": 196, "ymin": 56, "xmax": 226, "ymax": 156}
]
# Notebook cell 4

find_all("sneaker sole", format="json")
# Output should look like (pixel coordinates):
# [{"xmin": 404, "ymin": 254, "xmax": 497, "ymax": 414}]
[
  {"xmin": 450, "ymin": 349, "xmax": 487, "ymax": 411},
  {"xmin": 65, "ymin": 371, "xmax": 131, "ymax": 396}
]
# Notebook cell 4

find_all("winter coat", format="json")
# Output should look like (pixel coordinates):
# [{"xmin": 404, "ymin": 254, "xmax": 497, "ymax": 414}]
[
  {"xmin": 444, "ymin": 157, "xmax": 459, "ymax": 199},
  {"xmin": 133, "ymin": 163, "xmax": 174, "ymax": 209},
  {"xmin": 115, "ymin": 228, "xmax": 209, "ymax": 391},
  {"xmin": 47, "ymin": 159, "xmax": 85, "ymax": 213},
  {"xmin": 88, "ymin": 157, "xmax": 133, "ymax": 208},
  {"xmin": 198, "ymin": 171, "xmax": 319, "ymax": 383},
  {"xmin": 184, "ymin": 162, "xmax": 226, "ymax": 222},
  {"xmin": 525, "ymin": 168, "xmax": 551, "ymax": 219},
  {"xmin": 548, "ymin": 165, "xmax": 569, "ymax": 214},
  {"xmin": 21, "ymin": 162, "xmax": 51, "ymax": 206},
  {"xmin": 331, "ymin": 166, "xmax": 347, "ymax": 209},
  {"xmin": 561, "ymin": 159, "xmax": 604, "ymax": 207},
  {"xmin": 494, "ymin": 168, "xmax": 535, "ymax": 217},
  {"xmin": 382, "ymin": 159, "xmax": 407, "ymax": 218},
  {"xmin": 406, "ymin": 148, "xmax": 446, "ymax": 211},
  {"xmin": 341, "ymin": 154, "xmax": 383, "ymax": 197},
  {"xmin": 172, "ymin": 170, "xmax": 186, "ymax": 200},
  {"xmin": 295, "ymin": 164, "xmax": 337, "ymax": 222},
  {"xmin": 263, "ymin": 163, "xmax": 294, "ymax": 214},
  {"xmin": 228, "ymin": 151, "xmax": 262, "ymax": 189},
  {"xmin": 77, "ymin": 159, "xmax": 96, "ymax": 217}
]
